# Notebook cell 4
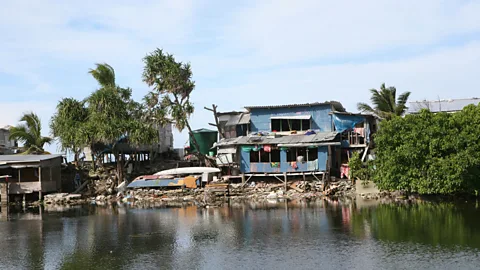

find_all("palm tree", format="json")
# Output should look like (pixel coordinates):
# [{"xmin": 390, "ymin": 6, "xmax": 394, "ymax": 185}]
[
  {"xmin": 9, "ymin": 112, "xmax": 52, "ymax": 154},
  {"xmin": 357, "ymin": 83, "xmax": 411, "ymax": 119},
  {"xmin": 88, "ymin": 63, "xmax": 115, "ymax": 88}
]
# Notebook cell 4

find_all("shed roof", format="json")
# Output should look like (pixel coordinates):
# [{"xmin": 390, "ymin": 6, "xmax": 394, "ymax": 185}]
[
  {"xmin": 245, "ymin": 101, "xmax": 345, "ymax": 112},
  {"xmin": 225, "ymin": 112, "xmax": 251, "ymax": 126},
  {"xmin": 0, "ymin": 154, "xmax": 62, "ymax": 164},
  {"xmin": 214, "ymin": 132, "xmax": 339, "ymax": 147},
  {"xmin": 407, "ymin": 98, "xmax": 480, "ymax": 114}
]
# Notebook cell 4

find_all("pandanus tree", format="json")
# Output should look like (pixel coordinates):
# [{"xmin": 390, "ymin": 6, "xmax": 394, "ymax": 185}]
[
  {"xmin": 142, "ymin": 49, "xmax": 211, "ymax": 165},
  {"xmin": 50, "ymin": 98, "xmax": 88, "ymax": 164},
  {"xmin": 10, "ymin": 112, "xmax": 52, "ymax": 154},
  {"xmin": 357, "ymin": 83, "xmax": 411, "ymax": 120}
]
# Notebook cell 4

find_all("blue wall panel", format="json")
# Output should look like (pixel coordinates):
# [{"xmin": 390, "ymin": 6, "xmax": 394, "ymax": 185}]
[
  {"xmin": 249, "ymin": 104, "xmax": 334, "ymax": 133},
  {"xmin": 240, "ymin": 150, "xmax": 250, "ymax": 172},
  {"xmin": 317, "ymin": 146, "xmax": 328, "ymax": 171}
]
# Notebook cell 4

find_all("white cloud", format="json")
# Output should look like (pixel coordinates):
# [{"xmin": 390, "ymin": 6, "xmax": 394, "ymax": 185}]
[
  {"xmin": 1, "ymin": 0, "xmax": 480, "ymax": 149},
  {"xmin": 221, "ymin": 0, "xmax": 480, "ymax": 65}
]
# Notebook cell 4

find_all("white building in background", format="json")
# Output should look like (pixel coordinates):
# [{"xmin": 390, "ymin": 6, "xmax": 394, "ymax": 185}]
[
  {"xmin": 0, "ymin": 126, "xmax": 17, "ymax": 155},
  {"xmin": 407, "ymin": 98, "xmax": 480, "ymax": 114},
  {"xmin": 158, "ymin": 124, "xmax": 174, "ymax": 153}
]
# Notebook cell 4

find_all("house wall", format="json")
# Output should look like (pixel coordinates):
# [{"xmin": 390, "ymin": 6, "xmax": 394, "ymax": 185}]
[
  {"xmin": 239, "ymin": 146, "xmax": 328, "ymax": 173},
  {"xmin": 249, "ymin": 104, "xmax": 334, "ymax": 133}
]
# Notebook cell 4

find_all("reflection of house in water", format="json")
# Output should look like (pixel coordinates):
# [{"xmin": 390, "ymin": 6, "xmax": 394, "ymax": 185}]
[
  {"xmin": 214, "ymin": 102, "xmax": 378, "ymax": 181},
  {"xmin": 0, "ymin": 155, "xmax": 63, "ymax": 203}
]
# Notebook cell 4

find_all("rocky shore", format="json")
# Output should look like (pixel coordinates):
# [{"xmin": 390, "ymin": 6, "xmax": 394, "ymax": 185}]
[{"xmin": 40, "ymin": 179, "xmax": 406, "ymax": 207}]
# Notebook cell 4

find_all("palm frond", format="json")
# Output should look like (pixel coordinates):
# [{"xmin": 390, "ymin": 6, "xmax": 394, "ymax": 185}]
[{"xmin": 89, "ymin": 63, "xmax": 116, "ymax": 87}]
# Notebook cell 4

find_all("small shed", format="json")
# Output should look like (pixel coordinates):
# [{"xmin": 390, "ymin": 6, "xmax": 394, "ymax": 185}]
[{"xmin": 0, "ymin": 155, "xmax": 63, "ymax": 200}]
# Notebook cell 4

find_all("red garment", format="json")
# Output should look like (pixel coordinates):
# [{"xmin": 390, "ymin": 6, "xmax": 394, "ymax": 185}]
[{"xmin": 263, "ymin": 145, "xmax": 271, "ymax": 152}]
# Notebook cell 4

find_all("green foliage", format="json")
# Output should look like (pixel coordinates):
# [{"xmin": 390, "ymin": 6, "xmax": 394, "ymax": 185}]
[
  {"xmin": 51, "ymin": 63, "xmax": 159, "ymax": 167},
  {"xmin": 50, "ymin": 98, "xmax": 88, "ymax": 159},
  {"xmin": 142, "ymin": 48, "xmax": 195, "ymax": 132},
  {"xmin": 348, "ymin": 151, "xmax": 373, "ymax": 183},
  {"xmin": 357, "ymin": 83, "xmax": 411, "ymax": 119},
  {"xmin": 9, "ymin": 112, "xmax": 52, "ymax": 154},
  {"xmin": 373, "ymin": 106, "xmax": 480, "ymax": 195}
]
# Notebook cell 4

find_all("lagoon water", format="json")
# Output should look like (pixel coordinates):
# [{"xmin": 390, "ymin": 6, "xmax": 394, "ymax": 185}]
[{"xmin": 1, "ymin": 200, "xmax": 480, "ymax": 270}]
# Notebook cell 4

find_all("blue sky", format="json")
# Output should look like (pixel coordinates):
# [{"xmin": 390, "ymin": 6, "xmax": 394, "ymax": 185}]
[{"xmin": 1, "ymin": 0, "xmax": 480, "ymax": 154}]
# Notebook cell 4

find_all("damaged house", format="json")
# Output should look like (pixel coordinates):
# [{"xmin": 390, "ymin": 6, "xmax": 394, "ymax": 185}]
[{"xmin": 214, "ymin": 102, "xmax": 377, "ymax": 181}]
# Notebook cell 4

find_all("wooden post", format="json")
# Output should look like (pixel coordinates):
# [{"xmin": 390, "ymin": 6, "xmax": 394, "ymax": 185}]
[
  {"xmin": 18, "ymin": 169, "xmax": 21, "ymax": 183},
  {"xmin": 38, "ymin": 167, "xmax": 42, "ymax": 201},
  {"xmin": 284, "ymin": 172, "xmax": 287, "ymax": 191},
  {"xmin": 241, "ymin": 173, "xmax": 245, "ymax": 185},
  {"xmin": 324, "ymin": 145, "xmax": 332, "ymax": 191}
]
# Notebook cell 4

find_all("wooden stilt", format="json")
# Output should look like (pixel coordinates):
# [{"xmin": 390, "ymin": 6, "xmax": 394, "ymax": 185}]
[{"xmin": 284, "ymin": 172, "xmax": 287, "ymax": 191}]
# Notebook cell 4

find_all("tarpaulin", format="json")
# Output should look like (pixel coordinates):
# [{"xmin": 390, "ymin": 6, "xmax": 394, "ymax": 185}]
[{"xmin": 332, "ymin": 114, "xmax": 365, "ymax": 133}]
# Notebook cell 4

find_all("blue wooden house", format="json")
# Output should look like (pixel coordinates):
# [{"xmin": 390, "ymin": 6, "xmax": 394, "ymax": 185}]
[{"xmin": 215, "ymin": 102, "xmax": 349, "ymax": 180}]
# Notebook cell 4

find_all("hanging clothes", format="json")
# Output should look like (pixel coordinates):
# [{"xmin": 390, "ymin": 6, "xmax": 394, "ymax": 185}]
[{"xmin": 263, "ymin": 145, "xmax": 272, "ymax": 153}]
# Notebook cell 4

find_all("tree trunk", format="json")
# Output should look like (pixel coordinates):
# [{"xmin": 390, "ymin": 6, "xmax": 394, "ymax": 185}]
[{"xmin": 90, "ymin": 144, "xmax": 96, "ymax": 171}]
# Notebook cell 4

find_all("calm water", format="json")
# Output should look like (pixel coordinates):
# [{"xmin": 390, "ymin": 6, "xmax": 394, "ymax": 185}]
[{"xmin": 1, "ymin": 200, "xmax": 480, "ymax": 270}]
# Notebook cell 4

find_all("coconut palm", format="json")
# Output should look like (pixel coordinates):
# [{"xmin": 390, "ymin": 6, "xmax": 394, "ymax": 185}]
[
  {"xmin": 357, "ymin": 83, "xmax": 411, "ymax": 119},
  {"xmin": 9, "ymin": 112, "xmax": 52, "ymax": 154},
  {"xmin": 88, "ymin": 63, "xmax": 115, "ymax": 88}
]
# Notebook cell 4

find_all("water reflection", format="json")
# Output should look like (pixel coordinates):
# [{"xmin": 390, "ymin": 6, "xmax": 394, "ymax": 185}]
[{"xmin": 1, "ymin": 199, "xmax": 479, "ymax": 269}]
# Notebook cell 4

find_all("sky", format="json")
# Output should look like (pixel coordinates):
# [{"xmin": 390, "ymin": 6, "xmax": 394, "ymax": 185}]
[{"xmin": 1, "ymin": 0, "xmax": 480, "ymax": 154}]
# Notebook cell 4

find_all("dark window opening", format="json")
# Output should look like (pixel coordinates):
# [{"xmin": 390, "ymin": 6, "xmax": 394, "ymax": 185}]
[
  {"xmin": 287, "ymin": 148, "xmax": 297, "ymax": 162},
  {"xmin": 302, "ymin": 119, "xmax": 311, "ymax": 130},
  {"xmin": 260, "ymin": 149, "xmax": 270, "ymax": 162},
  {"xmin": 271, "ymin": 119, "xmax": 281, "ymax": 132},
  {"xmin": 281, "ymin": 119, "xmax": 289, "ymax": 131},
  {"xmin": 271, "ymin": 119, "xmax": 311, "ymax": 132},
  {"xmin": 307, "ymin": 148, "xmax": 318, "ymax": 160},
  {"xmin": 271, "ymin": 149, "xmax": 281, "ymax": 162},
  {"xmin": 250, "ymin": 151, "xmax": 259, "ymax": 162},
  {"xmin": 297, "ymin": 148, "xmax": 307, "ymax": 160},
  {"xmin": 291, "ymin": 120, "xmax": 301, "ymax": 131}
]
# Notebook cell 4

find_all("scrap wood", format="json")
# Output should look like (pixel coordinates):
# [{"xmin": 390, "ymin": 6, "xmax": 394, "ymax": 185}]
[{"xmin": 289, "ymin": 183, "xmax": 304, "ymax": 193}]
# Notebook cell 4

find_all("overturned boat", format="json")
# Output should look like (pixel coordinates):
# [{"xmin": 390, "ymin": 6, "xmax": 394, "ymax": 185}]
[{"xmin": 127, "ymin": 167, "xmax": 221, "ymax": 189}]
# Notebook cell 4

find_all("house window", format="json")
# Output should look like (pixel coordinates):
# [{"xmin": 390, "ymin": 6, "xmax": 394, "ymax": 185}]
[
  {"xmin": 307, "ymin": 148, "xmax": 318, "ymax": 160},
  {"xmin": 260, "ymin": 149, "xmax": 270, "ymax": 162},
  {"xmin": 250, "ymin": 150, "xmax": 260, "ymax": 162},
  {"xmin": 271, "ymin": 149, "xmax": 281, "ymax": 162},
  {"xmin": 250, "ymin": 148, "xmax": 281, "ymax": 163},
  {"xmin": 271, "ymin": 118, "xmax": 311, "ymax": 132},
  {"xmin": 286, "ymin": 147, "xmax": 309, "ymax": 162}
]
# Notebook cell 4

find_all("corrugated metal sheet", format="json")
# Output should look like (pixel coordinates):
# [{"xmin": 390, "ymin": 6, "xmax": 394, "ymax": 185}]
[
  {"xmin": 407, "ymin": 98, "xmax": 480, "ymax": 114},
  {"xmin": 270, "ymin": 115, "xmax": 311, "ymax": 120},
  {"xmin": 0, "ymin": 154, "xmax": 62, "ymax": 163},
  {"xmin": 224, "ymin": 112, "xmax": 251, "ymax": 126},
  {"xmin": 245, "ymin": 101, "xmax": 345, "ymax": 112},
  {"xmin": 238, "ymin": 113, "xmax": 250, "ymax": 125},
  {"xmin": 215, "ymin": 132, "xmax": 338, "ymax": 147}
]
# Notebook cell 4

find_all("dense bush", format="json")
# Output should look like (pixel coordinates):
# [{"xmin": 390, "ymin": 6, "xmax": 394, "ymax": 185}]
[{"xmin": 373, "ymin": 105, "xmax": 480, "ymax": 195}]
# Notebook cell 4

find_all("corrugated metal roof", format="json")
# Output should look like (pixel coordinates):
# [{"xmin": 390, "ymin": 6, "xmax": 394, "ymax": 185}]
[
  {"xmin": 0, "ymin": 154, "xmax": 62, "ymax": 163},
  {"xmin": 238, "ymin": 113, "xmax": 250, "ymax": 125},
  {"xmin": 225, "ymin": 112, "xmax": 251, "ymax": 126},
  {"xmin": 407, "ymin": 98, "xmax": 480, "ymax": 114},
  {"xmin": 214, "ymin": 132, "xmax": 338, "ymax": 147},
  {"xmin": 271, "ymin": 115, "xmax": 311, "ymax": 120},
  {"xmin": 245, "ymin": 101, "xmax": 345, "ymax": 112}
]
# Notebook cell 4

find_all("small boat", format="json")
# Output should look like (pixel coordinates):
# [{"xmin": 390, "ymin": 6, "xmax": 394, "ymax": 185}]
[
  {"xmin": 154, "ymin": 167, "xmax": 221, "ymax": 176},
  {"xmin": 127, "ymin": 175, "xmax": 200, "ymax": 189},
  {"xmin": 127, "ymin": 167, "xmax": 220, "ymax": 190}
]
